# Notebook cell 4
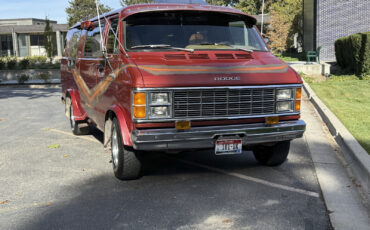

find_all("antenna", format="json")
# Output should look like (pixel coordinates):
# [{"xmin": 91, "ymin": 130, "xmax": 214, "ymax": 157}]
[{"xmin": 95, "ymin": 0, "xmax": 105, "ymax": 53}]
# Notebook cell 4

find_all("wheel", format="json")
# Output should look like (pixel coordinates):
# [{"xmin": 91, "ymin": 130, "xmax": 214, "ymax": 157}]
[
  {"xmin": 67, "ymin": 97, "xmax": 89, "ymax": 135},
  {"xmin": 111, "ymin": 117, "xmax": 141, "ymax": 180},
  {"xmin": 253, "ymin": 141, "xmax": 291, "ymax": 166}
]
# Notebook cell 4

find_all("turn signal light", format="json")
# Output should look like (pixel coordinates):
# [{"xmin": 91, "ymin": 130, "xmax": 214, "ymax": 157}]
[
  {"xmin": 296, "ymin": 88, "xmax": 302, "ymax": 111},
  {"xmin": 134, "ymin": 106, "xmax": 146, "ymax": 118},
  {"xmin": 296, "ymin": 100, "xmax": 301, "ymax": 111},
  {"xmin": 266, "ymin": 116, "xmax": 279, "ymax": 125},
  {"xmin": 296, "ymin": 88, "xmax": 302, "ymax": 99},
  {"xmin": 134, "ymin": 92, "xmax": 146, "ymax": 105},
  {"xmin": 176, "ymin": 120, "xmax": 191, "ymax": 130}
]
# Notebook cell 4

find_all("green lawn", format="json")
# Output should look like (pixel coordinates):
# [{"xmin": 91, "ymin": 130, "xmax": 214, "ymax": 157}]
[
  {"xmin": 304, "ymin": 75, "xmax": 370, "ymax": 154},
  {"xmin": 274, "ymin": 52, "xmax": 306, "ymax": 62}
]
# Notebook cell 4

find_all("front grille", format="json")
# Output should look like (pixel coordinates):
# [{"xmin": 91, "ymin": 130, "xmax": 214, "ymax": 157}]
[{"xmin": 173, "ymin": 88, "xmax": 275, "ymax": 118}]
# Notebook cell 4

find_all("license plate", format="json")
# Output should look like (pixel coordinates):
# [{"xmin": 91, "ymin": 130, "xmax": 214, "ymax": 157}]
[{"xmin": 215, "ymin": 139, "xmax": 242, "ymax": 155}]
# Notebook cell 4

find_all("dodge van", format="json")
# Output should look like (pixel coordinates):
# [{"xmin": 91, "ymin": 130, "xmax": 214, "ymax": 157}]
[{"xmin": 61, "ymin": 1, "xmax": 306, "ymax": 180}]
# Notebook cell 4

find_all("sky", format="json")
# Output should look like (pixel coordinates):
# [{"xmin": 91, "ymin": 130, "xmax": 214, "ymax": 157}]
[{"xmin": 0, "ymin": 0, "xmax": 123, "ymax": 24}]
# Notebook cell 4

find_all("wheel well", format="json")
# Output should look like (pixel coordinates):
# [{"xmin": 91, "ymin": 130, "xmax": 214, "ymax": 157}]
[{"xmin": 104, "ymin": 110, "xmax": 117, "ymax": 150}]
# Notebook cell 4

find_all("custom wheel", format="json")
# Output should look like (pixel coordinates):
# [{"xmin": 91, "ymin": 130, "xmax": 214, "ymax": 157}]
[
  {"xmin": 253, "ymin": 141, "xmax": 291, "ymax": 166},
  {"xmin": 111, "ymin": 117, "xmax": 141, "ymax": 180},
  {"xmin": 67, "ymin": 97, "xmax": 89, "ymax": 135}
]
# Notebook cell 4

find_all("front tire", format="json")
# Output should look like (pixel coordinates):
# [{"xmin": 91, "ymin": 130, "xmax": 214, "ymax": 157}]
[
  {"xmin": 253, "ymin": 141, "xmax": 291, "ymax": 166},
  {"xmin": 111, "ymin": 117, "xmax": 141, "ymax": 180}
]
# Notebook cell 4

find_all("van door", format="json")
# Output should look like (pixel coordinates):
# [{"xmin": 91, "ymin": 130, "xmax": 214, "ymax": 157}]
[
  {"xmin": 95, "ymin": 17, "xmax": 122, "ymax": 128},
  {"xmin": 78, "ymin": 21, "xmax": 106, "ymax": 122}
]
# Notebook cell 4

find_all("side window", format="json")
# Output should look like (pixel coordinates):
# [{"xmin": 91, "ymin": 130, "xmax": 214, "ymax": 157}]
[
  {"xmin": 65, "ymin": 28, "xmax": 81, "ymax": 59},
  {"xmin": 70, "ymin": 31, "xmax": 81, "ymax": 58},
  {"xmin": 84, "ymin": 23, "xmax": 105, "ymax": 57},
  {"xmin": 107, "ymin": 18, "xmax": 119, "ymax": 54}
]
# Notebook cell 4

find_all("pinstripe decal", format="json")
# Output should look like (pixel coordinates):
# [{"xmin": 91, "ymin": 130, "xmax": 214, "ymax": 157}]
[
  {"xmin": 72, "ymin": 63, "xmax": 288, "ymax": 104},
  {"xmin": 135, "ymin": 64, "xmax": 289, "ymax": 75}
]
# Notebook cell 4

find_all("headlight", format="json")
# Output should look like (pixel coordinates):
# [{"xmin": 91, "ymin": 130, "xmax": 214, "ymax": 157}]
[
  {"xmin": 148, "ymin": 92, "xmax": 172, "ymax": 119},
  {"xmin": 151, "ymin": 93, "xmax": 169, "ymax": 104},
  {"xmin": 276, "ymin": 101, "xmax": 293, "ymax": 112},
  {"xmin": 276, "ymin": 89, "xmax": 292, "ymax": 100},
  {"xmin": 150, "ymin": 106, "xmax": 169, "ymax": 118}
]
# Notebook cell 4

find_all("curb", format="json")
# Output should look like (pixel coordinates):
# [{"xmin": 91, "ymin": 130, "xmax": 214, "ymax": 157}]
[
  {"xmin": 0, "ymin": 83, "xmax": 61, "ymax": 89},
  {"xmin": 303, "ymin": 80, "xmax": 370, "ymax": 202}
]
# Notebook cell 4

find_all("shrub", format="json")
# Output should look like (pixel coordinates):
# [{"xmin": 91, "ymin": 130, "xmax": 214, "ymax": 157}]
[
  {"xmin": 0, "ymin": 58, "xmax": 5, "ymax": 70},
  {"xmin": 38, "ymin": 73, "xmax": 51, "ymax": 83},
  {"xmin": 17, "ymin": 74, "xmax": 30, "ymax": 84},
  {"xmin": 6, "ymin": 56, "xmax": 17, "ymax": 69},
  {"xmin": 335, "ymin": 32, "xmax": 370, "ymax": 76},
  {"xmin": 19, "ymin": 58, "xmax": 30, "ymax": 69},
  {"xmin": 27, "ymin": 56, "xmax": 47, "ymax": 65}
]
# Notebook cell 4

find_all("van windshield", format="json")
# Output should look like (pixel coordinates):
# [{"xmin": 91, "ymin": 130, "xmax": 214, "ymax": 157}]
[{"xmin": 125, "ymin": 11, "xmax": 268, "ymax": 52}]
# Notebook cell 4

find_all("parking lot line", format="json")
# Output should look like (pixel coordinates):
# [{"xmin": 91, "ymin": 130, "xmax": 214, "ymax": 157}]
[
  {"xmin": 47, "ymin": 128, "xmax": 101, "ymax": 144},
  {"xmin": 178, "ymin": 159, "xmax": 320, "ymax": 198},
  {"xmin": 46, "ymin": 127, "xmax": 319, "ymax": 198}
]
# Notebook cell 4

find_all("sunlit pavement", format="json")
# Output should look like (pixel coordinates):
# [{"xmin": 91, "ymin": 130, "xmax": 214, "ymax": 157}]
[{"xmin": 0, "ymin": 88, "xmax": 331, "ymax": 230}]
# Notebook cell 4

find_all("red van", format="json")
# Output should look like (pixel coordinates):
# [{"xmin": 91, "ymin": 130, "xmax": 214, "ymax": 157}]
[{"xmin": 61, "ymin": 2, "xmax": 306, "ymax": 180}]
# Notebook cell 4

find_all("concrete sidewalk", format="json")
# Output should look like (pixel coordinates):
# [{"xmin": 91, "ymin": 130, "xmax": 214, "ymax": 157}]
[{"xmin": 301, "ymin": 94, "xmax": 370, "ymax": 230}]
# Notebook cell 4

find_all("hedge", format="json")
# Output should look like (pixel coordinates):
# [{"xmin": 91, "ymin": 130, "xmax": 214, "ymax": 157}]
[{"xmin": 335, "ymin": 32, "xmax": 370, "ymax": 76}]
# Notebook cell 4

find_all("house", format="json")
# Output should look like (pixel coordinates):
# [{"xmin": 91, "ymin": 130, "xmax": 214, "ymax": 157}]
[
  {"xmin": 0, "ymin": 18, "xmax": 68, "ymax": 58},
  {"xmin": 303, "ymin": 0, "xmax": 370, "ymax": 61}
]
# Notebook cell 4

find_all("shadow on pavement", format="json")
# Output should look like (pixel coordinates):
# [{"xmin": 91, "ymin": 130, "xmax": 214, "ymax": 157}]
[{"xmin": 0, "ymin": 88, "xmax": 60, "ymax": 100}]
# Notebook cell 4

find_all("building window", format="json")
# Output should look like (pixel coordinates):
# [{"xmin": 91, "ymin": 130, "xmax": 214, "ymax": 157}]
[{"xmin": 30, "ymin": 35, "xmax": 44, "ymax": 46}]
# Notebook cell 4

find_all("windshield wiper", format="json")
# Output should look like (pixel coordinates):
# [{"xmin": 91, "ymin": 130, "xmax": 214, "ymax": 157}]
[
  {"xmin": 199, "ymin": 43, "xmax": 254, "ymax": 53},
  {"xmin": 130, "ymin": 44, "xmax": 194, "ymax": 53}
]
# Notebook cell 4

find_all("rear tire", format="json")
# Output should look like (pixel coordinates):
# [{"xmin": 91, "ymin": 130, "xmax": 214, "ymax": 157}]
[
  {"xmin": 67, "ymin": 97, "xmax": 89, "ymax": 135},
  {"xmin": 111, "ymin": 117, "xmax": 141, "ymax": 180},
  {"xmin": 253, "ymin": 141, "xmax": 291, "ymax": 166}
]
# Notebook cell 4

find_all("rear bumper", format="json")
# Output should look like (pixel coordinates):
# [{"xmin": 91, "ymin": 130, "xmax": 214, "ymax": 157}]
[{"xmin": 131, "ymin": 120, "xmax": 306, "ymax": 151}]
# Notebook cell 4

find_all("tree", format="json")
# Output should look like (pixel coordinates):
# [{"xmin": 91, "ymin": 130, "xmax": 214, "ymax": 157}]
[
  {"xmin": 207, "ymin": 0, "xmax": 278, "ymax": 15},
  {"xmin": 267, "ymin": 0, "xmax": 302, "ymax": 52},
  {"xmin": 66, "ymin": 0, "xmax": 112, "ymax": 27},
  {"xmin": 44, "ymin": 17, "xmax": 56, "ymax": 58},
  {"xmin": 120, "ymin": 0, "xmax": 153, "ymax": 6}
]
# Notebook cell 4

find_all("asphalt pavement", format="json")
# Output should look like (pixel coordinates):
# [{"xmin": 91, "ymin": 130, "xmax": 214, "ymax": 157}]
[{"xmin": 0, "ymin": 88, "xmax": 332, "ymax": 230}]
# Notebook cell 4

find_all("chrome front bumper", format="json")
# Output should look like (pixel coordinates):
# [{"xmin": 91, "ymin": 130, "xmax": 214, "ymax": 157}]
[{"xmin": 131, "ymin": 120, "xmax": 306, "ymax": 151}]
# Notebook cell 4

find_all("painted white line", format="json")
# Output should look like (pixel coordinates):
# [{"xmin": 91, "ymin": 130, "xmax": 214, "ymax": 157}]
[
  {"xmin": 48, "ymin": 128, "xmax": 101, "ymax": 144},
  {"xmin": 179, "ymin": 159, "xmax": 320, "ymax": 198}
]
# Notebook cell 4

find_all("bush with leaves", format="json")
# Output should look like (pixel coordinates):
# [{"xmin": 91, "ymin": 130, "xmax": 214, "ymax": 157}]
[
  {"xmin": 6, "ymin": 56, "xmax": 17, "ymax": 69},
  {"xmin": 17, "ymin": 74, "xmax": 30, "ymax": 84},
  {"xmin": 27, "ymin": 56, "xmax": 47, "ymax": 66},
  {"xmin": 0, "ymin": 58, "xmax": 5, "ymax": 70},
  {"xmin": 19, "ymin": 58, "xmax": 30, "ymax": 69},
  {"xmin": 335, "ymin": 32, "xmax": 370, "ymax": 77},
  {"xmin": 38, "ymin": 73, "xmax": 51, "ymax": 83}
]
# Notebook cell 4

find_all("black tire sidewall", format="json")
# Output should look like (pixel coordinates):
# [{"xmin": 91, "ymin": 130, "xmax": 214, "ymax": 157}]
[{"xmin": 253, "ymin": 141, "xmax": 291, "ymax": 166}]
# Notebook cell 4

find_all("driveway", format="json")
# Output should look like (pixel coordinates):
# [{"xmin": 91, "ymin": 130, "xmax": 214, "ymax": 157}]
[{"xmin": 0, "ymin": 88, "xmax": 331, "ymax": 230}]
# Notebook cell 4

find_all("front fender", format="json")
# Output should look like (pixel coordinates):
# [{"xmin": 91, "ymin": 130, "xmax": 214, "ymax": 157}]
[
  {"xmin": 67, "ymin": 89, "xmax": 87, "ymax": 121},
  {"xmin": 109, "ymin": 104, "xmax": 133, "ymax": 147}
]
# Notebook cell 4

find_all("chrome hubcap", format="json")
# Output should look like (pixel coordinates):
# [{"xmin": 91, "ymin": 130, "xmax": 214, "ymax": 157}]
[
  {"xmin": 112, "ymin": 126, "xmax": 119, "ymax": 167},
  {"xmin": 70, "ymin": 104, "xmax": 75, "ymax": 128}
]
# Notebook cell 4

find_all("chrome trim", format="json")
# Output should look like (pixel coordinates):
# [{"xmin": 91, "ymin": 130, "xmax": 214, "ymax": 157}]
[
  {"xmin": 134, "ymin": 84, "xmax": 302, "ymax": 91},
  {"xmin": 134, "ymin": 112, "xmax": 300, "ymax": 123},
  {"xmin": 131, "ymin": 120, "xmax": 306, "ymax": 151}
]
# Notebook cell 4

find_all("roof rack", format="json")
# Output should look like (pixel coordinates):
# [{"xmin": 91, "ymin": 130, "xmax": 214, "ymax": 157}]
[{"xmin": 153, "ymin": 0, "xmax": 208, "ymax": 5}]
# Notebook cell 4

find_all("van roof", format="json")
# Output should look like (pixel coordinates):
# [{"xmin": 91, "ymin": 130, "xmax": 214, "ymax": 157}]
[{"xmin": 71, "ymin": 3, "xmax": 256, "ymax": 29}]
